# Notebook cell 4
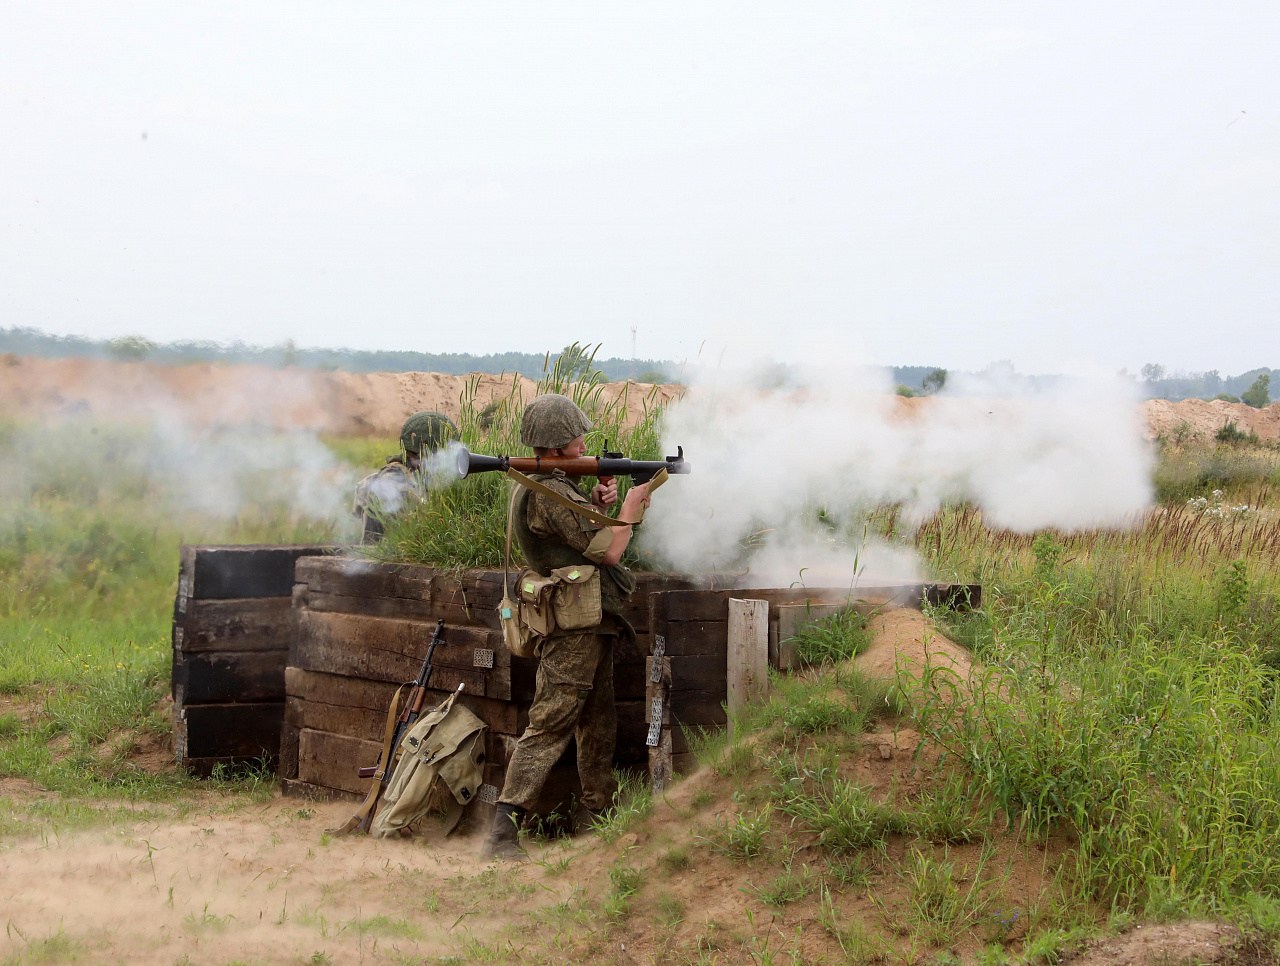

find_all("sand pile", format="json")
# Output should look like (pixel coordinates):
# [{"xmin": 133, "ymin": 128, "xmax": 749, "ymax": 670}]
[
  {"xmin": 1143, "ymin": 397, "xmax": 1280, "ymax": 442},
  {"xmin": 854, "ymin": 607, "xmax": 973, "ymax": 688},
  {"xmin": 0, "ymin": 355, "xmax": 679, "ymax": 436}
]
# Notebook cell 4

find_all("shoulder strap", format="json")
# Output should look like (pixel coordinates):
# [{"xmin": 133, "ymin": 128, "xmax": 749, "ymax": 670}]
[{"xmin": 506, "ymin": 468, "xmax": 631, "ymax": 527}]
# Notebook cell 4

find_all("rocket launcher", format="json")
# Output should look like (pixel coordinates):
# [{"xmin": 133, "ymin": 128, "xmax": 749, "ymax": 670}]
[{"xmin": 455, "ymin": 445, "xmax": 690, "ymax": 485}]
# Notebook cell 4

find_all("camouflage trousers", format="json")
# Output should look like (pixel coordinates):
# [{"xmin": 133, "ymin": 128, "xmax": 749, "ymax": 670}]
[{"xmin": 499, "ymin": 628, "xmax": 617, "ymax": 812}]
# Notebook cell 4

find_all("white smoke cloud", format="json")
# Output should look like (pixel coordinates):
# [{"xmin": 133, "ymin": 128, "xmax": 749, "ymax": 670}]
[
  {"xmin": 0, "ymin": 372, "xmax": 360, "ymax": 536},
  {"xmin": 642, "ymin": 358, "xmax": 1152, "ymax": 587}
]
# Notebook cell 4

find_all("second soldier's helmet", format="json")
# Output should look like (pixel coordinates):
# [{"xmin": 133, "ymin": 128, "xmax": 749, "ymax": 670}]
[
  {"xmin": 520, "ymin": 394, "xmax": 593, "ymax": 449},
  {"xmin": 400, "ymin": 411, "xmax": 459, "ymax": 456}
]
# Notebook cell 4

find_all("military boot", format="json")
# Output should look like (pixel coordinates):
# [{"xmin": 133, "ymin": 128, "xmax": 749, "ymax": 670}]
[{"xmin": 480, "ymin": 803, "xmax": 527, "ymax": 862}]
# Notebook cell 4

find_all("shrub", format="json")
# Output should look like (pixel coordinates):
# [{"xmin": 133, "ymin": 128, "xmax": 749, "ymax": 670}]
[
  {"xmin": 1242, "ymin": 373, "xmax": 1272, "ymax": 409},
  {"xmin": 1216, "ymin": 393, "xmax": 1242, "ymax": 403},
  {"xmin": 922, "ymin": 368, "xmax": 948, "ymax": 394},
  {"xmin": 896, "ymin": 385, "xmax": 916, "ymax": 398},
  {"xmin": 1216, "ymin": 420, "xmax": 1258, "ymax": 445}
]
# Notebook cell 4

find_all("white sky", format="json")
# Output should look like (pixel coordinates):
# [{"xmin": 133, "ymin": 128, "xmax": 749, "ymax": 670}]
[{"xmin": 2, "ymin": 2, "xmax": 1278, "ymax": 374}]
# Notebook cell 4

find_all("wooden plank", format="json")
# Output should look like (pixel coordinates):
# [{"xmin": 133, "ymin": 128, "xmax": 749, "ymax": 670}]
[
  {"xmin": 663, "ymin": 621, "xmax": 729, "ymax": 658},
  {"xmin": 298, "ymin": 729, "xmax": 381, "ymax": 795},
  {"xmin": 287, "ymin": 695, "xmax": 384, "ymax": 743},
  {"xmin": 662, "ymin": 655, "xmax": 725, "ymax": 692},
  {"xmin": 295, "ymin": 557, "xmax": 699, "ymax": 633},
  {"xmin": 295, "ymin": 610, "xmax": 508, "ymax": 668},
  {"xmin": 175, "ymin": 598, "xmax": 296, "ymax": 653},
  {"xmin": 728, "ymin": 598, "xmax": 769, "ymax": 732},
  {"xmin": 290, "ymin": 635, "xmax": 520, "ymax": 699},
  {"xmin": 654, "ymin": 690, "xmax": 727, "ymax": 728},
  {"xmin": 176, "ymin": 702, "xmax": 284, "ymax": 761},
  {"xmin": 285, "ymin": 668, "xmax": 527, "ymax": 734},
  {"xmin": 172, "ymin": 649, "xmax": 289, "ymax": 705},
  {"xmin": 181, "ymin": 545, "xmax": 334, "ymax": 601}
]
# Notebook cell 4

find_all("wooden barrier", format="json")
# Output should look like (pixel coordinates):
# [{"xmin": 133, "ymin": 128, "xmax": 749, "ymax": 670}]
[
  {"xmin": 171, "ymin": 546, "xmax": 980, "ymax": 823},
  {"xmin": 281, "ymin": 555, "xmax": 700, "ymax": 821},
  {"xmin": 171, "ymin": 545, "xmax": 333, "ymax": 775}
]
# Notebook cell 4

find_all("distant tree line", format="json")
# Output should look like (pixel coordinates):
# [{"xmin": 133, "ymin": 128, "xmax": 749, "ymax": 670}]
[
  {"xmin": 1134, "ymin": 364, "xmax": 1274, "ymax": 406},
  {"xmin": 0, "ymin": 327, "xmax": 673, "ymax": 383}
]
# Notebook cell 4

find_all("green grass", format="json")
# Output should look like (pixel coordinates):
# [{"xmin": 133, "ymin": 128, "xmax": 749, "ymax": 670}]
[
  {"xmin": 910, "ymin": 501, "xmax": 1280, "ymax": 912},
  {"xmin": 785, "ymin": 606, "xmax": 873, "ymax": 666},
  {"xmin": 0, "ymin": 417, "xmax": 356, "ymax": 823}
]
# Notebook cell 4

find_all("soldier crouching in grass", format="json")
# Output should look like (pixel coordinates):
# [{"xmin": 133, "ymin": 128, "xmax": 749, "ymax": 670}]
[
  {"xmin": 353, "ymin": 410, "xmax": 459, "ymax": 544},
  {"xmin": 481, "ymin": 393, "xmax": 652, "ymax": 862}
]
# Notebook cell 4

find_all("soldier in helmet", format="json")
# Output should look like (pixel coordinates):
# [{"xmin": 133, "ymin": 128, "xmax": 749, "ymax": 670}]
[
  {"xmin": 353, "ymin": 411, "xmax": 459, "ymax": 544},
  {"xmin": 481, "ymin": 393, "xmax": 652, "ymax": 861}
]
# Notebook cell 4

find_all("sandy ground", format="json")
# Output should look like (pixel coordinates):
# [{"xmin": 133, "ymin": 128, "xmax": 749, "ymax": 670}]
[
  {"xmin": 0, "ymin": 354, "xmax": 679, "ymax": 436},
  {"xmin": 2, "ymin": 353, "xmax": 1276, "ymax": 440}
]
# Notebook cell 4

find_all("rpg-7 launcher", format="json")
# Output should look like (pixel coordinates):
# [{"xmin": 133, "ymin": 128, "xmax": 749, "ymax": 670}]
[{"xmin": 455, "ymin": 444, "xmax": 690, "ymax": 485}]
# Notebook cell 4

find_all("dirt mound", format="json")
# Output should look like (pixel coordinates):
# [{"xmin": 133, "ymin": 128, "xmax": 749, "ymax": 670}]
[
  {"xmin": 1069, "ymin": 922, "xmax": 1241, "ymax": 966},
  {"xmin": 1144, "ymin": 398, "xmax": 1280, "ymax": 442},
  {"xmin": 0, "ymin": 355, "xmax": 680, "ymax": 436},
  {"xmin": 854, "ymin": 607, "xmax": 973, "ymax": 687}
]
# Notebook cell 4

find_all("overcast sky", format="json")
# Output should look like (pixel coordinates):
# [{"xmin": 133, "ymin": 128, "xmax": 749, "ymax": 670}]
[{"xmin": 2, "ymin": 2, "xmax": 1278, "ymax": 374}]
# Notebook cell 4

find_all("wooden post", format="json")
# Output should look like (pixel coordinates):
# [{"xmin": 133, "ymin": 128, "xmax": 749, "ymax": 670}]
[{"xmin": 727, "ymin": 598, "xmax": 768, "ymax": 736}]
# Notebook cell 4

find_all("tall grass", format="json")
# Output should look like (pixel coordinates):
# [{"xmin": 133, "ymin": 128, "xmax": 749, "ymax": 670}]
[
  {"xmin": 372, "ymin": 345, "xmax": 666, "ymax": 570},
  {"xmin": 906, "ymin": 498, "xmax": 1280, "ymax": 911}
]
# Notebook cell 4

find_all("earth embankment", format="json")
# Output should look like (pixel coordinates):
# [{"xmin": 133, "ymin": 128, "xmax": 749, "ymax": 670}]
[
  {"xmin": 1, "ymin": 354, "xmax": 1276, "ymax": 439},
  {"xmin": 0, "ymin": 355, "xmax": 679, "ymax": 435}
]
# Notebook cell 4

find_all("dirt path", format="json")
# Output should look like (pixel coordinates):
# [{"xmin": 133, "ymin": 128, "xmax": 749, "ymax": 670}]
[{"xmin": 0, "ymin": 797, "xmax": 550, "ymax": 965}]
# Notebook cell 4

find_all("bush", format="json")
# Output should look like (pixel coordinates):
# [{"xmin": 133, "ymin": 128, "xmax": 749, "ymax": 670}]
[
  {"xmin": 922, "ymin": 369, "xmax": 948, "ymax": 394},
  {"xmin": 1216, "ymin": 393, "xmax": 1242, "ymax": 403},
  {"xmin": 895, "ymin": 385, "xmax": 916, "ymax": 398},
  {"xmin": 1242, "ymin": 373, "xmax": 1271, "ymax": 409},
  {"xmin": 1216, "ymin": 420, "xmax": 1260, "ymax": 445}
]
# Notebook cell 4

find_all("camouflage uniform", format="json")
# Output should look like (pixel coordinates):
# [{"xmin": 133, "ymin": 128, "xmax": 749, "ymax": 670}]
[
  {"xmin": 499, "ymin": 470, "xmax": 624, "ymax": 812},
  {"xmin": 352, "ymin": 411, "xmax": 459, "ymax": 544},
  {"xmin": 352, "ymin": 459, "xmax": 422, "ymax": 544}
]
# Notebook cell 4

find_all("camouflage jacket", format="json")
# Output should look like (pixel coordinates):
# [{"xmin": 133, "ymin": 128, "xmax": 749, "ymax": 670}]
[{"xmin": 353, "ymin": 459, "xmax": 423, "ymax": 542}]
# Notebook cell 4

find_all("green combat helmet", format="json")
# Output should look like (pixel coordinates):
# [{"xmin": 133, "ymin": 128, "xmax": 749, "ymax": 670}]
[
  {"xmin": 520, "ymin": 394, "xmax": 593, "ymax": 449},
  {"xmin": 400, "ymin": 411, "xmax": 459, "ymax": 457}
]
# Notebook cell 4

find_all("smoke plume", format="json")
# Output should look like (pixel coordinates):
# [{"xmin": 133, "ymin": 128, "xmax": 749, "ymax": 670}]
[{"xmin": 642, "ymin": 360, "xmax": 1152, "ymax": 587}]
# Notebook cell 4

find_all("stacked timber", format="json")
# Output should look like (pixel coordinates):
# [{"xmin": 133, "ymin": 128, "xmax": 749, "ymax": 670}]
[
  {"xmin": 283, "ymin": 555, "xmax": 697, "ymax": 822},
  {"xmin": 645, "ymin": 583, "xmax": 981, "ymax": 791},
  {"xmin": 172, "ymin": 545, "xmax": 333, "ymax": 774}
]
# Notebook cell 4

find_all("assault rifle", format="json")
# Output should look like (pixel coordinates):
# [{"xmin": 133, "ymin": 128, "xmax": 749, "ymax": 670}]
[
  {"xmin": 342, "ymin": 618, "xmax": 450, "ymax": 834},
  {"xmin": 455, "ymin": 444, "xmax": 690, "ymax": 484}
]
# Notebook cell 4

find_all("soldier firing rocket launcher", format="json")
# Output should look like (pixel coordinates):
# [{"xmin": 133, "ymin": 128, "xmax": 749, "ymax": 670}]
[{"xmin": 454, "ymin": 444, "xmax": 691, "ymax": 486}]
